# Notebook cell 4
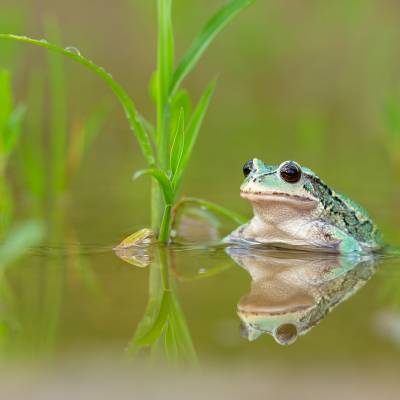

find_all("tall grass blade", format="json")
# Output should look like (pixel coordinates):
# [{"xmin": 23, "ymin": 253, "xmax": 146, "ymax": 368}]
[
  {"xmin": 157, "ymin": 0, "xmax": 175, "ymax": 170},
  {"xmin": 0, "ymin": 34, "xmax": 155, "ymax": 165},
  {"xmin": 67, "ymin": 105, "xmax": 107, "ymax": 181},
  {"xmin": 0, "ymin": 178, "xmax": 12, "ymax": 238},
  {"xmin": 20, "ymin": 69, "xmax": 45, "ymax": 201},
  {"xmin": 134, "ymin": 168, "xmax": 174, "ymax": 205},
  {"xmin": 0, "ymin": 69, "xmax": 25, "ymax": 169},
  {"xmin": 4, "ymin": 104, "xmax": 25, "ymax": 154},
  {"xmin": 157, "ymin": 0, "xmax": 174, "ymax": 110},
  {"xmin": 170, "ymin": 90, "xmax": 191, "ymax": 138},
  {"xmin": 172, "ymin": 79, "xmax": 216, "ymax": 190},
  {"xmin": 170, "ymin": 108, "xmax": 184, "ymax": 175},
  {"xmin": 169, "ymin": 0, "xmax": 254, "ymax": 95},
  {"xmin": 0, "ymin": 70, "xmax": 12, "ymax": 137}
]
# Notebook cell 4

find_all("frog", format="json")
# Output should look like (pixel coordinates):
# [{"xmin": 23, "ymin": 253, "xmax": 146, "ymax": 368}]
[{"xmin": 227, "ymin": 159, "xmax": 383, "ymax": 254}]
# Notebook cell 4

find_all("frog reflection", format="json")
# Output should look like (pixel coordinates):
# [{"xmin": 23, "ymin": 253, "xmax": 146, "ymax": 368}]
[{"xmin": 226, "ymin": 247, "xmax": 379, "ymax": 345}]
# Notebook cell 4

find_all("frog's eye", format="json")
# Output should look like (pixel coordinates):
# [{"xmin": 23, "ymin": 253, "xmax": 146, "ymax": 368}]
[
  {"xmin": 279, "ymin": 161, "xmax": 302, "ymax": 183},
  {"xmin": 243, "ymin": 160, "xmax": 254, "ymax": 177}
]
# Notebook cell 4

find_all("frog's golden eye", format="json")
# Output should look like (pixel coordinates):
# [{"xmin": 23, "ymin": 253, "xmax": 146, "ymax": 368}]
[
  {"xmin": 243, "ymin": 159, "xmax": 254, "ymax": 177},
  {"xmin": 279, "ymin": 161, "xmax": 302, "ymax": 183}
]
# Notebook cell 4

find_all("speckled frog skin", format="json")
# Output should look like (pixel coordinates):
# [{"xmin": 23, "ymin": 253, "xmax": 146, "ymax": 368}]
[{"xmin": 227, "ymin": 159, "xmax": 383, "ymax": 254}]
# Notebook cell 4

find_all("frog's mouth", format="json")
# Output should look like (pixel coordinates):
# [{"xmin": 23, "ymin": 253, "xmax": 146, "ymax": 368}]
[{"xmin": 240, "ymin": 190, "xmax": 316, "ymax": 206}]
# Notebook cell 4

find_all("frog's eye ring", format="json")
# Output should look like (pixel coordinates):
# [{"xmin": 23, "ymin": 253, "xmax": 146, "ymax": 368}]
[
  {"xmin": 279, "ymin": 161, "xmax": 302, "ymax": 183},
  {"xmin": 243, "ymin": 159, "xmax": 254, "ymax": 177}
]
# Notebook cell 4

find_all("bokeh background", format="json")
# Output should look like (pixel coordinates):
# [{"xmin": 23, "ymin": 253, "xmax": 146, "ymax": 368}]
[
  {"xmin": 3, "ymin": 0, "xmax": 400, "ymax": 240},
  {"xmin": 1, "ymin": 0, "xmax": 400, "ymax": 396}
]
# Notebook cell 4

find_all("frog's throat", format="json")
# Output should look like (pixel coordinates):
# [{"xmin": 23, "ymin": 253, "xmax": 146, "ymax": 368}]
[{"xmin": 240, "ymin": 190, "xmax": 317, "ymax": 208}]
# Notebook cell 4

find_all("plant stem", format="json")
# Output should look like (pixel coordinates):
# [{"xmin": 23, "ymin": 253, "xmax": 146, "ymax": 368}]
[
  {"xmin": 159, "ymin": 204, "xmax": 172, "ymax": 243},
  {"xmin": 151, "ymin": 180, "xmax": 164, "ymax": 232}
]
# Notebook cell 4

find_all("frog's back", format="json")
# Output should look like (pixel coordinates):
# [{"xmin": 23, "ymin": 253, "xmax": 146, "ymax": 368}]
[
  {"xmin": 306, "ymin": 173, "xmax": 382, "ymax": 249},
  {"xmin": 321, "ymin": 187, "xmax": 382, "ymax": 248}
]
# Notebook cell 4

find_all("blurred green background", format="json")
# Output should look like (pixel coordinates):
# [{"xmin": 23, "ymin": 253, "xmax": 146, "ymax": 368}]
[
  {"xmin": 2, "ymin": 0, "xmax": 400, "ymax": 241},
  {"xmin": 0, "ymin": 0, "xmax": 400, "ymax": 370}
]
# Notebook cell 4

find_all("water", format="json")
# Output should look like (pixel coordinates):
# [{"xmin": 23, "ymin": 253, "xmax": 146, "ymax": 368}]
[
  {"xmin": 64, "ymin": 46, "xmax": 81, "ymax": 56},
  {"xmin": 2, "ymin": 234, "xmax": 399, "ymax": 365}
]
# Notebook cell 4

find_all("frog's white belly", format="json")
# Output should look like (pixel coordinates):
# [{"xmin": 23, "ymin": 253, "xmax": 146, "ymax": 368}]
[{"xmin": 228, "ymin": 215, "xmax": 332, "ymax": 250}]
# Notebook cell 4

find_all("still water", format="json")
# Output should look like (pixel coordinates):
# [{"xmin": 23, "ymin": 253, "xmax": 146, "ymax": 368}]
[{"xmin": 3, "ymin": 225, "xmax": 400, "ymax": 366}]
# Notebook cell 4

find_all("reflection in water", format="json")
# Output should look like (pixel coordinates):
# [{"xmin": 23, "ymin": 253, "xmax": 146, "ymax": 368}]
[
  {"xmin": 115, "ymin": 227, "xmax": 383, "ymax": 357},
  {"xmin": 116, "ymin": 243, "xmax": 196, "ymax": 362},
  {"xmin": 227, "ymin": 246, "xmax": 380, "ymax": 345}
]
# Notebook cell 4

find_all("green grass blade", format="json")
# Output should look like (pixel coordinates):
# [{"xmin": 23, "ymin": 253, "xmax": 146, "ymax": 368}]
[
  {"xmin": 0, "ymin": 178, "xmax": 12, "ymax": 237},
  {"xmin": 169, "ymin": 0, "xmax": 254, "ymax": 95},
  {"xmin": 126, "ymin": 261, "xmax": 165, "ymax": 356},
  {"xmin": 20, "ymin": 69, "xmax": 46, "ymax": 201},
  {"xmin": 169, "ymin": 90, "xmax": 191, "ymax": 140},
  {"xmin": 0, "ymin": 34, "xmax": 155, "ymax": 165},
  {"xmin": 0, "ymin": 70, "xmax": 12, "ymax": 138},
  {"xmin": 170, "ymin": 108, "xmax": 184, "ymax": 176},
  {"xmin": 157, "ymin": 0, "xmax": 174, "ymax": 110},
  {"xmin": 4, "ymin": 103, "xmax": 25, "ymax": 154},
  {"xmin": 67, "ymin": 106, "xmax": 107, "ymax": 183},
  {"xmin": 134, "ymin": 290, "xmax": 170, "ymax": 346},
  {"xmin": 157, "ymin": 0, "xmax": 175, "ymax": 170},
  {"xmin": 164, "ymin": 320, "xmax": 179, "ymax": 361},
  {"xmin": 134, "ymin": 167, "xmax": 174, "ymax": 205},
  {"xmin": 172, "ymin": 79, "xmax": 216, "ymax": 190},
  {"xmin": 82, "ymin": 105, "xmax": 107, "ymax": 148},
  {"xmin": 169, "ymin": 295, "xmax": 196, "ymax": 361}
]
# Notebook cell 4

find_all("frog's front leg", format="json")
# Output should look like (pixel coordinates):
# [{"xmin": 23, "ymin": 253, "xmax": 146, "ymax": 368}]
[{"xmin": 311, "ymin": 221, "xmax": 363, "ymax": 254}]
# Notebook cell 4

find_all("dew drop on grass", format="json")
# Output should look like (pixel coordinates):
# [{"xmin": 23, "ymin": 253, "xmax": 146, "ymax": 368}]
[
  {"xmin": 39, "ymin": 39, "xmax": 48, "ymax": 44},
  {"xmin": 65, "ymin": 46, "xmax": 81, "ymax": 56}
]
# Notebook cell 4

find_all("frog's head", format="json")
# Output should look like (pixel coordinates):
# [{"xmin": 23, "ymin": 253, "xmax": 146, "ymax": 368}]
[{"xmin": 240, "ymin": 158, "xmax": 319, "ymax": 210}]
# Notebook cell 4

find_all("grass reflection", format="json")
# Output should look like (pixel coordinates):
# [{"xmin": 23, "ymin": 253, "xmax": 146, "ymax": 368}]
[{"xmin": 127, "ymin": 247, "xmax": 196, "ymax": 363}]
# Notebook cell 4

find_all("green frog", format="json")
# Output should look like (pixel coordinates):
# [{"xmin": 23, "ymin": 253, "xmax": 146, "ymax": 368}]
[{"xmin": 227, "ymin": 159, "xmax": 383, "ymax": 254}]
